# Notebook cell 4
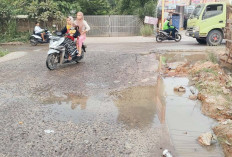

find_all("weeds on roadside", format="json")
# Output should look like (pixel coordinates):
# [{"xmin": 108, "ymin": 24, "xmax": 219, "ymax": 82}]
[
  {"xmin": 0, "ymin": 48, "xmax": 9, "ymax": 57},
  {"xmin": 161, "ymin": 56, "xmax": 167, "ymax": 65},
  {"xmin": 0, "ymin": 32, "xmax": 30, "ymax": 43},
  {"xmin": 207, "ymin": 53, "xmax": 218, "ymax": 63},
  {"xmin": 140, "ymin": 25, "xmax": 153, "ymax": 36},
  {"xmin": 195, "ymin": 68, "xmax": 218, "ymax": 76}
]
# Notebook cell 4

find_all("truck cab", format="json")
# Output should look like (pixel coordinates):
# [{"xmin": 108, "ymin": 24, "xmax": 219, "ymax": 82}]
[{"xmin": 186, "ymin": 2, "xmax": 227, "ymax": 46}]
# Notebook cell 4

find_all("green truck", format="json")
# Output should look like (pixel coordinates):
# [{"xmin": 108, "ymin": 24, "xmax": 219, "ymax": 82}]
[{"xmin": 186, "ymin": 2, "xmax": 230, "ymax": 46}]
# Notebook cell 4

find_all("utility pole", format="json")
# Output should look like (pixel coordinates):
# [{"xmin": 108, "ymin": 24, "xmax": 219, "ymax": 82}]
[{"xmin": 161, "ymin": 0, "xmax": 165, "ymax": 29}]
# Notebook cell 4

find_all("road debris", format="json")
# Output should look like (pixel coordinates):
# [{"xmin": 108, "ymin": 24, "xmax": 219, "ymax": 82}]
[
  {"xmin": 174, "ymin": 86, "xmax": 186, "ymax": 92},
  {"xmin": 167, "ymin": 62, "xmax": 187, "ymax": 70},
  {"xmin": 189, "ymin": 95, "xmax": 197, "ymax": 100},
  {"xmin": 163, "ymin": 149, "xmax": 173, "ymax": 157},
  {"xmin": 44, "ymin": 130, "xmax": 55, "ymax": 134},
  {"xmin": 225, "ymin": 140, "xmax": 232, "ymax": 146},
  {"xmin": 198, "ymin": 132, "xmax": 213, "ymax": 146},
  {"xmin": 220, "ymin": 119, "xmax": 232, "ymax": 125},
  {"xmin": 217, "ymin": 106, "xmax": 224, "ymax": 111}
]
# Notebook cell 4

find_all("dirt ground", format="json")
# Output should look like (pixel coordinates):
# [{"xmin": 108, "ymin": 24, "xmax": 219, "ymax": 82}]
[{"xmin": 0, "ymin": 36, "xmax": 228, "ymax": 157}]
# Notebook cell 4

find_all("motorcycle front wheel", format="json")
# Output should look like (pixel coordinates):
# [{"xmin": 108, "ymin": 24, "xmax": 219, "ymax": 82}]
[
  {"xmin": 156, "ymin": 35, "xmax": 163, "ymax": 43},
  {"xmin": 175, "ymin": 34, "xmax": 182, "ymax": 42},
  {"xmin": 46, "ymin": 53, "xmax": 59, "ymax": 70}
]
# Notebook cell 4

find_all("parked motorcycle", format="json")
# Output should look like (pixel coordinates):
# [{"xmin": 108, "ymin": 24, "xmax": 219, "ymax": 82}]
[
  {"xmin": 30, "ymin": 29, "xmax": 52, "ymax": 46},
  {"xmin": 156, "ymin": 28, "xmax": 182, "ymax": 42},
  {"xmin": 46, "ymin": 32, "xmax": 86, "ymax": 70}
]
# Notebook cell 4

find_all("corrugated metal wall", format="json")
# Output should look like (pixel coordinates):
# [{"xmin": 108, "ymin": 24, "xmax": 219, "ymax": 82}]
[
  {"xmin": 84, "ymin": 15, "xmax": 143, "ymax": 37},
  {"xmin": 17, "ymin": 15, "xmax": 143, "ymax": 37}
]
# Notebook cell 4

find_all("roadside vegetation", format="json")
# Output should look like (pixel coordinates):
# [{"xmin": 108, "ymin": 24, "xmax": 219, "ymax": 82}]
[
  {"xmin": 140, "ymin": 25, "xmax": 154, "ymax": 36},
  {"xmin": 0, "ymin": 0, "xmax": 157, "ymax": 43},
  {"xmin": 0, "ymin": 48, "xmax": 9, "ymax": 57}
]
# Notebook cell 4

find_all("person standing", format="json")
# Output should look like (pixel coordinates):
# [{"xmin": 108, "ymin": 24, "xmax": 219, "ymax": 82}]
[{"xmin": 74, "ymin": 12, "xmax": 90, "ymax": 57}]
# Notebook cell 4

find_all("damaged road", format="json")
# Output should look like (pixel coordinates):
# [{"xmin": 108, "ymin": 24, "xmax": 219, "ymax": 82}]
[
  {"xmin": 0, "ymin": 39, "xmax": 173, "ymax": 157},
  {"xmin": 0, "ymin": 37, "xmax": 227, "ymax": 156}
]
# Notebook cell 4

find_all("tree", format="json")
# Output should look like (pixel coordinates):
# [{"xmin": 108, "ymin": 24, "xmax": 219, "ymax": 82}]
[
  {"xmin": 53, "ymin": 0, "xmax": 81, "ymax": 16},
  {"xmin": 79, "ymin": 0, "xmax": 110, "ymax": 15},
  {"xmin": 115, "ymin": 0, "xmax": 158, "ymax": 19},
  {"xmin": 0, "ymin": 0, "xmax": 29, "ymax": 36},
  {"xmin": 27, "ymin": 0, "xmax": 64, "ymax": 25}
]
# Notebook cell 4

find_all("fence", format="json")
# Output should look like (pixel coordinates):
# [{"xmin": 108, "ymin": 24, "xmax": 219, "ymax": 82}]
[
  {"xmin": 17, "ymin": 15, "xmax": 143, "ymax": 37},
  {"xmin": 85, "ymin": 15, "xmax": 143, "ymax": 37}
]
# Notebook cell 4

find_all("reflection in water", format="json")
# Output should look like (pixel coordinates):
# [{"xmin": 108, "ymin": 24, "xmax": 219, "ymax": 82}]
[
  {"xmin": 113, "ymin": 86, "xmax": 161, "ymax": 128},
  {"xmin": 155, "ymin": 77, "xmax": 166, "ymax": 124},
  {"xmin": 43, "ymin": 93, "xmax": 88, "ymax": 110}
]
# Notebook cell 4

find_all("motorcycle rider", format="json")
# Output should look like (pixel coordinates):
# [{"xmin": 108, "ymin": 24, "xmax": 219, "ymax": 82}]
[
  {"xmin": 61, "ymin": 16, "xmax": 81, "ymax": 61},
  {"xmin": 34, "ymin": 22, "xmax": 46, "ymax": 42},
  {"xmin": 74, "ymin": 12, "xmax": 90, "ymax": 57},
  {"xmin": 163, "ymin": 18, "xmax": 176, "ymax": 38}
]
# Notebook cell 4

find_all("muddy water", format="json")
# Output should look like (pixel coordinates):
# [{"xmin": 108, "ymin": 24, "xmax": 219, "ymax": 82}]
[
  {"xmin": 162, "ymin": 77, "xmax": 224, "ymax": 157},
  {"xmin": 42, "ymin": 87, "xmax": 160, "ymax": 129},
  {"xmin": 42, "ymin": 77, "xmax": 224, "ymax": 156}
]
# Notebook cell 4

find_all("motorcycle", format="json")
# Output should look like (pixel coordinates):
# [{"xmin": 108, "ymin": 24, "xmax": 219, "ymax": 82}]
[
  {"xmin": 30, "ymin": 29, "xmax": 52, "ymax": 46},
  {"xmin": 46, "ymin": 32, "xmax": 86, "ymax": 70},
  {"xmin": 156, "ymin": 27, "xmax": 182, "ymax": 42}
]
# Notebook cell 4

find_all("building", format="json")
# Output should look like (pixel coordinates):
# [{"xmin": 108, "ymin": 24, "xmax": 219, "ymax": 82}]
[{"xmin": 157, "ymin": 0, "xmax": 227, "ymax": 29}]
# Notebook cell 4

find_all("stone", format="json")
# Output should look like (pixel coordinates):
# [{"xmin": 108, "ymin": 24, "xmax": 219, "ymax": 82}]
[
  {"xmin": 189, "ymin": 95, "xmax": 197, "ymax": 100},
  {"xmin": 198, "ymin": 132, "xmax": 213, "ymax": 146}
]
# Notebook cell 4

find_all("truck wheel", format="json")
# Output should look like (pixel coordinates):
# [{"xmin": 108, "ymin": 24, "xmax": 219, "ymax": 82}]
[
  {"xmin": 196, "ymin": 38, "xmax": 206, "ymax": 44},
  {"xmin": 206, "ymin": 30, "xmax": 223, "ymax": 46}
]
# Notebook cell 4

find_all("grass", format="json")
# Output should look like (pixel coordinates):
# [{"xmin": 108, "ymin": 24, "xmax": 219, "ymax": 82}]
[
  {"xmin": 0, "ymin": 32, "xmax": 30, "ymax": 43},
  {"xmin": 195, "ymin": 68, "xmax": 218, "ymax": 76},
  {"xmin": 140, "ymin": 25, "xmax": 153, "ymax": 37},
  {"xmin": 207, "ymin": 53, "xmax": 218, "ymax": 63},
  {"xmin": 0, "ymin": 48, "xmax": 9, "ymax": 57},
  {"xmin": 161, "ymin": 56, "xmax": 167, "ymax": 65}
]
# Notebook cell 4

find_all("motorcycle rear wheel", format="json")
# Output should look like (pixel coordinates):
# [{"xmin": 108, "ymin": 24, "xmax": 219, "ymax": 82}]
[
  {"xmin": 75, "ymin": 48, "xmax": 85, "ymax": 63},
  {"xmin": 46, "ymin": 53, "xmax": 59, "ymax": 70},
  {"xmin": 156, "ymin": 35, "xmax": 163, "ymax": 43},
  {"xmin": 30, "ymin": 37, "xmax": 38, "ymax": 46}
]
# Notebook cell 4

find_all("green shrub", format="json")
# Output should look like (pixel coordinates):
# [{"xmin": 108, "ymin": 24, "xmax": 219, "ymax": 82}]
[
  {"xmin": 0, "ymin": 32, "xmax": 30, "ymax": 43},
  {"xmin": 207, "ymin": 53, "xmax": 218, "ymax": 63},
  {"xmin": 0, "ymin": 48, "xmax": 9, "ymax": 57},
  {"xmin": 140, "ymin": 25, "xmax": 153, "ymax": 37}
]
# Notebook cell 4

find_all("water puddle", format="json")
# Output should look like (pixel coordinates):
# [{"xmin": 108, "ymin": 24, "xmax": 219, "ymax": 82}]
[
  {"xmin": 42, "ymin": 87, "xmax": 160, "ymax": 129},
  {"xmin": 42, "ymin": 77, "xmax": 224, "ymax": 156},
  {"xmin": 112, "ymin": 86, "xmax": 160, "ymax": 128},
  {"xmin": 42, "ymin": 93, "xmax": 118, "ymax": 124},
  {"xmin": 161, "ymin": 77, "xmax": 224, "ymax": 157}
]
